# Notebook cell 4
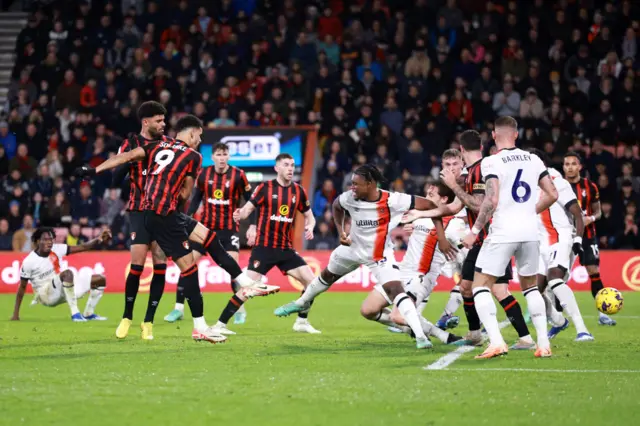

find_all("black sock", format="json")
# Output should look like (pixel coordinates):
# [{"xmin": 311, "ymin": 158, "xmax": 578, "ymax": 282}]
[
  {"xmin": 499, "ymin": 295, "xmax": 530, "ymax": 338},
  {"xmin": 144, "ymin": 264, "xmax": 166, "ymax": 323},
  {"xmin": 181, "ymin": 264, "xmax": 203, "ymax": 318},
  {"xmin": 218, "ymin": 295, "xmax": 244, "ymax": 325},
  {"xmin": 462, "ymin": 296, "xmax": 481, "ymax": 331},
  {"xmin": 555, "ymin": 296, "xmax": 564, "ymax": 312},
  {"xmin": 176, "ymin": 285, "xmax": 186, "ymax": 304},
  {"xmin": 123, "ymin": 264, "xmax": 143, "ymax": 320},
  {"xmin": 590, "ymin": 273, "xmax": 604, "ymax": 298},
  {"xmin": 231, "ymin": 280, "xmax": 240, "ymax": 293},
  {"xmin": 297, "ymin": 290, "xmax": 315, "ymax": 319},
  {"xmin": 204, "ymin": 230, "xmax": 243, "ymax": 278}
]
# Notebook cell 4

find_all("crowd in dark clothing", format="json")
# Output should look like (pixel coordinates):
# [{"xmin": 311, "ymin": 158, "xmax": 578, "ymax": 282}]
[{"xmin": 1, "ymin": 0, "xmax": 640, "ymax": 251}]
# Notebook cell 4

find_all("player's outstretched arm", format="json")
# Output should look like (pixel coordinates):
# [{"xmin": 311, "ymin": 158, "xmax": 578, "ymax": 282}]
[
  {"xmin": 402, "ymin": 198, "xmax": 464, "ymax": 222},
  {"xmin": 234, "ymin": 202, "xmax": 255, "ymax": 223},
  {"xmin": 463, "ymin": 177, "xmax": 499, "ymax": 248},
  {"xmin": 10, "ymin": 278, "xmax": 28, "ymax": 320},
  {"xmin": 68, "ymin": 229, "xmax": 112, "ymax": 254},
  {"xmin": 535, "ymin": 174, "xmax": 559, "ymax": 214},
  {"xmin": 76, "ymin": 147, "xmax": 146, "ymax": 178}
]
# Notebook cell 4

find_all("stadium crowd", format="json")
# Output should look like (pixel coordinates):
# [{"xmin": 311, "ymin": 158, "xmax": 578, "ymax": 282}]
[{"xmin": 1, "ymin": 0, "xmax": 640, "ymax": 252}]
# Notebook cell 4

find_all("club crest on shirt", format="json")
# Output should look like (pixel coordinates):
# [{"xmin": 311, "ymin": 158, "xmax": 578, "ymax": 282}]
[
  {"xmin": 183, "ymin": 241, "xmax": 190, "ymax": 250},
  {"xmin": 130, "ymin": 232, "xmax": 136, "ymax": 241},
  {"xmin": 292, "ymin": 195, "xmax": 296, "ymax": 204},
  {"xmin": 225, "ymin": 181, "xmax": 230, "ymax": 188},
  {"xmin": 253, "ymin": 260, "xmax": 260, "ymax": 269}
]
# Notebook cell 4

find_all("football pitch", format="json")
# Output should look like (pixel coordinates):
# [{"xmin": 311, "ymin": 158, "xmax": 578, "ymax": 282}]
[{"xmin": 1, "ymin": 292, "xmax": 639, "ymax": 426}]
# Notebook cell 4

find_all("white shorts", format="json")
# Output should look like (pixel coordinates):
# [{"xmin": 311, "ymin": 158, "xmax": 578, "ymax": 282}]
[
  {"xmin": 476, "ymin": 240, "xmax": 539, "ymax": 278},
  {"xmin": 538, "ymin": 230, "xmax": 573, "ymax": 275},
  {"xmin": 35, "ymin": 271, "xmax": 92, "ymax": 307},
  {"xmin": 403, "ymin": 271, "xmax": 438, "ymax": 303}
]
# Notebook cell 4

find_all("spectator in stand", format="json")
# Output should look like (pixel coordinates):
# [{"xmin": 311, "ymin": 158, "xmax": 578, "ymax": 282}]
[
  {"xmin": 99, "ymin": 188, "xmax": 124, "ymax": 226},
  {"xmin": 309, "ymin": 222, "xmax": 338, "ymax": 251},
  {"xmin": 44, "ymin": 191, "xmax": 71, "ymax": 227},
  {"xmin": 9, "ymin": 143, "xmax": 37, "ymax": 180},
  {"xmin": 66, "ymin": 222, "xmax": 89, "ymax": 247},
  {"xmin": 0, "ymin": 121, "xmax": 16, "ymax": 160},
  {"xmin": 0, "ymin": 145, "xmax": 9, "ymax": 177},
  {"xmin": 55, "ymin": 69, "xmax": 82, "ymax": 111},
  {"xmin": 493, "ymin": 78, "xmax": 520, "ymax": 117},
  {"xmin": 12, "ymin": 214, "xmax": 35, "ymax": 252},
  {"xmin": 72, "ymin": 182, "xmax": 100, "ymax": 226},
  {"xmin": 615, "ymin": 214, "xmax": 640, "ymax": 249},
  {"xmin": 0, "ymin": 219, "xmax": 13, "ymax": 251},
  {"xmin": 312, "ymin": 179, "xmax": 337, "ymax": 218}
]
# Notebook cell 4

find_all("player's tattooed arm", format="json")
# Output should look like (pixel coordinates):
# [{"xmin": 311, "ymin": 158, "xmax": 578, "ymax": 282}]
[
  {"xmin": 10, "ymin": 278, "xmax": 28, "ymax": 320},
  {"xmin": 68, "ymin": 229, "xmax": 112, "ymax": 254},
  {"xmin": 440, "ymin": 168, "xmax": 483, "ymax": 212},
  {"xmin": 471, "ymin": 177, "xmax": 499, "ymax": 233}
]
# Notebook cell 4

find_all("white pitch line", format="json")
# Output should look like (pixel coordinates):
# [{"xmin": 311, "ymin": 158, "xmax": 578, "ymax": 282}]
[
  {"xmin": 446, "ymin": 368, "xmax": 640, "ymax": 374},
  {"xmin": 424, "ymin": 318, "xmax": 511, "ymax": 371}
]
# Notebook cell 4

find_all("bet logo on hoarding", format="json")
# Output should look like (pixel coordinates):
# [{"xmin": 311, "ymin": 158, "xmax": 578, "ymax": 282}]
[{"xmin": 622, "ymin": 256, "xmax": 640, "ymax": 291}]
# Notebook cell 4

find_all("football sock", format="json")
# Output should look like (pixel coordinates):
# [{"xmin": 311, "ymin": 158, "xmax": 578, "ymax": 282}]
[
  {"xmin": 472, "ymin": 287, "xmax": 505, "ymax": 346},
  {"xmin": 83, "ymin": 285, "xmax": 105, "ymax": 317},
  {"xmin": 550, "ymin": 279, "xmax": 589, "ymax": 334},
  {"xmin": 297, "ymin": 290, "xmax": 314, "ymax": 319},
  {"xmin": 499, "ymin": 295, "xmax": 531, "ymax": 338},
  {"xmin": 417, "ymin": 297, "xmax": 428, "ymax": 315},
  {"xmin": 218, "ymin": 295, "xmax": 244, "ymax": 325},
  {"xmin": 123, "ymin": 264, "xmax": 143, "ymax": 320},
  {"xmin": 62, "ymin": 281, "xmax": 80, "ymax": 316},
  {"xmin": 523, "ymin": 287, "xmax": 550, "ymax": 348},
  {"xmin": 144, "ymin": 264, "xmax": 166, "ymax": 323},
  {"xmin": 175, "ymin": 284, "xmax": 185, "ymax": 305},
  {"xmin": 394, "ymin": 293, "xmax": 426, "ymax": 340},
  {"xmin": 462, "ymin": 296, "xmax": 482, "ymax": 331},
  {"xmin": 373, "ymin": 308, "xmax": 396, "ymax": 327},
  {"xmin": 419, "ymin": 316, "xmax": 449, "ymax": 343},
  {"xmin": 296, "ymin": 276, "xmax": 331, "ymax": 305},
  {"xmin": 590, "ymin": 273, "xmax": 604, "ymax": 299},
  {"xmin": 174, "ymin": 302, "xmax": 185, "ymax": 312},
  {"xmin": 180, "ymin": 264, "xmax": 204, "ymax": 321},
  {"xmin": 444, "ymin": 286, "xmax": 463, "ymax": 315},
  {"xmin": 542, "ymin": 289, "xmax": 565, "ymax": 327}
]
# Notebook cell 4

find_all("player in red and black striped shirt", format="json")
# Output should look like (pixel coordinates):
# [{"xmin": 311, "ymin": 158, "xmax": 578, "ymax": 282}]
[
  {"xmin": 404, "ymin": 131, "xmax": 532, "ymax": 348},
  {"xmin": 109, "ymin": 101, "xmax": 171, "ymax": 339},
  {"xmin": 563, "ymin": 151, "xmax": 615, "ymax": 325},
  {"xmin": 163, "ymin": 142, "xmax": 254, "ymax": 325},
  {"xmin": 218, "ymin": 153, "xmax": 321, "ymax": 334},
  {"xmin": 78, "ymin": 115, "xmax": 276, "ymax": 343}
]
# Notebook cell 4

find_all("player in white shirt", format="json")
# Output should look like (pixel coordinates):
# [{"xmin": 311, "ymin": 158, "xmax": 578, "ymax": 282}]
[
  {"xmin": 11, "ymin": 227, "xmax": 112, "ymax": 322},
  {"xmin": 403, "ymin": 135, "xmax": 535, "ymax": 350},
  {"xmin": 529, "ymin": 149, "xmax": 594, "ymax": 342},
  {"xmin": 273, "ymin": 164, "xmax": 458, "ymax": 349},
  {"xmin": 460, "ymin": 116, "xmax": 558, "ymax": 359}
]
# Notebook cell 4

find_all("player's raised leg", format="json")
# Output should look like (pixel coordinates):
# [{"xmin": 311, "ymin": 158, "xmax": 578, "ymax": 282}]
[
  {"xmin": 58, "ymin": 269, "xmax": 86, "ymax": 322},
  {"xmin": 436, "ymin": 285, "xmax": 462, "ymax": 330}
]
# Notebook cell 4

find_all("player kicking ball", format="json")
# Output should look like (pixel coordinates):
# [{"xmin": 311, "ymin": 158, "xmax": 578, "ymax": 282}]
[
  {"xmin": 12, "ymin": 227, "xmax": 111, "ymax": 322},
  {"xmin": 273, "ymin": 164, "xmax": 458, "ymax": 349}
]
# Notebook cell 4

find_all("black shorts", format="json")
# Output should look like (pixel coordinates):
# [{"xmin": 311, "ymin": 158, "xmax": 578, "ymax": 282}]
[
  {"xmin": 128, "ymin": 210, "xmax": 152, "ymax": 245},
  {"xmin": 248, "ymin": 246, "xmax": 307, "ymax": 275},
  {"xmin": 192, "ymin": 229, "xmax": 240, "ymax": 254},
  {"xmin": 461, "ymin": 244, "xmax": 512, "ymax": 284},
  {"xmin": 581, "ymin": 237, "xmax": 600, "ymax": 266},
  {"xmin": 144, "ymin": 211, "xmax": 192, "ymax": 260}
]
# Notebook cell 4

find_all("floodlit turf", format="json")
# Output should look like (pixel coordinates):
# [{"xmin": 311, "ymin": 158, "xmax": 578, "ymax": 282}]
[{"xmin": 1, "ymin": 292, "xmax": 639, "ymax": 426}]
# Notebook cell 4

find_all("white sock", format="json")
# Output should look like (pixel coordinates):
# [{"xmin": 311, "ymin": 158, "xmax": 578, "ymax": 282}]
[
  {"xmin": 524, "ymin": 287, "xmax": 550, "ymax": 348},
  {"xmin": 417, "ymin": 298, "xmax": 428, "ymax": 315},
  {"xmin": 235, "ymin": 273, "xmax": 254, "ymax": 288},
  {"xmin": 296, "ymin": 276, "xmax": 331, "ymax": 306},
  {"xmin": 238, "ymin": 304, "xmax": 246, "ymax": 314},
  {"xmin": 550, "ymin": 279, "xmax": 589, "ymax": 334},
  {"xmin": 420, "ymin": 316, "xmax": 449, "ymax": 343},
  {"xmin": 472, "ymin": 287, "xmax": 505, "ymax": 346},
  {"xmin": 62, "ymin": 282, "xmax": 80, "ymax": 316},
  {"xmin": 174, "ymin": 302, "xmax": 185, "ymax": 312},
  {"xmin": 193, "ymin": 316, "xmax": 207, "ymax": 331},
  {"xmin": 443, "ymin": 287, "xmax": 463, "ymax": 315},
  {"xmin": 394, "ymin": 293, "xmax": 426, "ymax": 340},
  {"xmin": 83, "ymin": 286, "xmax": 104, "ymax": 316},
  {"xmin": 542, "ymin": 289, "xmax": 565, "ymax": 327},
  {"xmin": 214, "ymin": 320, "xmax": 226, "ymax": 328},
  {"xmin": 374, "ymin": 308, "xmax": 396, "ymax": 327}
]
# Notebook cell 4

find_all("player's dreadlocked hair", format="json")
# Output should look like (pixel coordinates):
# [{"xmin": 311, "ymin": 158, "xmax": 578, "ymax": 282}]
[
  {"xmin": 353, "ymin": 164, "xmax": 386, "ymax": 185},
  {"xmin": 31, "ymin": 227, "xmax": 56, "ymax": 244}
]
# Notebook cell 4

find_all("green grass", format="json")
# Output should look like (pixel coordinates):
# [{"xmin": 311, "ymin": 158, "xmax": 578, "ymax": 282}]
[{"xmin": 1, "ymin": 292, "xmax": 639, "ymax": 426}]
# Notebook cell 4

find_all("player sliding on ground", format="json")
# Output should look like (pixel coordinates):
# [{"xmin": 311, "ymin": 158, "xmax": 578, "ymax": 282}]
[
  {"xmin": 273, "ymin": 164, "xmax": 458, "ymax": 349},
  {"xmin": 362, "ymin": 181, "xmax": 464, "ymax": 347},
  {"xmin": 460, "ymin": 116, "xmax": 558, "ymax": 359},
  {"xmin": 12, "ymin": 227, "xmax": 111, "ymax": 322}
]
